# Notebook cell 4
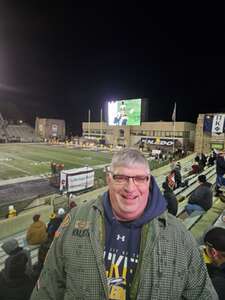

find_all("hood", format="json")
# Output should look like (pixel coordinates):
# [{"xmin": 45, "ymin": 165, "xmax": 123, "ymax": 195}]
[
  {"xmin": 2, "ymin": 239, "xmax": 19, "ymax": 255},
  {"xmin": 32, "ymin": 220, "xmax": 44, "ymax": 228},
  {"xmin": 103, "ymin": 175, "xmax": 167, "ymax": 228}
]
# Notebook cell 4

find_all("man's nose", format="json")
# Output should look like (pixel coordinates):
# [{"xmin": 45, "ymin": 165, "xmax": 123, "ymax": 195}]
[{"xmin": 124, "ymin": 178, "xmax": 136, "ymax": 189}]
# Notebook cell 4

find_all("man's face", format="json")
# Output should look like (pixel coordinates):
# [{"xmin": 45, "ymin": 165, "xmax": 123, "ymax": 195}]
[{"xmin": 107, "ymin": 165, "xmax": 150, "ymax": 221}]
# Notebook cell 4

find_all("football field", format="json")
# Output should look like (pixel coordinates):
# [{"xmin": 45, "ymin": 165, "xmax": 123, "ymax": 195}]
[{"xmin": 0, "ymin": 143, "xmax": 113, "ymax": 180}]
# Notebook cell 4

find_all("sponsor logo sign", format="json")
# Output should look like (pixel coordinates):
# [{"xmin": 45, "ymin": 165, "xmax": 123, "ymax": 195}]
[{"xmin": 141, "ymin": 137, "xmax": 175, "ymax": 146}]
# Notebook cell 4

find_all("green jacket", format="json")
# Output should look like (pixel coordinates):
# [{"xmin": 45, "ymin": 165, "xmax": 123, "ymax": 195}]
[{"xmin": 30, "ymin": 197, "xmax": 218, "ymax": 300}]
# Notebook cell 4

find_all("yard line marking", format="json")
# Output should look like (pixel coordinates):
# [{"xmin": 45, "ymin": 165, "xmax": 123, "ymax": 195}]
[{"xmin": 0, "ymin": 162, "xmax": 31, "ymax": 175}]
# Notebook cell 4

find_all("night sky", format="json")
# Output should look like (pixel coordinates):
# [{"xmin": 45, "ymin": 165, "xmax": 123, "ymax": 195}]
[{"xmin": 0, "ymin": 2, "xmax": 224, "ymax": 135}]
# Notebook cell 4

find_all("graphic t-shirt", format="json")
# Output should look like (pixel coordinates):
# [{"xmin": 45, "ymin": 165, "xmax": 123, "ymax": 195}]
[
  {"xmin": 103, "ymin": 176, "xmax": 167, "ymax": 300},
  {"xmin": 104, "ymin": 221, "xmax": 141, "ymax": 300}
]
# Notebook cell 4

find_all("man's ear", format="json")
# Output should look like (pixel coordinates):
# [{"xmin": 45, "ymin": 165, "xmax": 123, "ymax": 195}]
[
  {"xmin": 210, "ymin": 248, "xmax": 219, "ymax": 259},
  {"xmin": 106, "ymin": 173, "xmax": 110, "ymax": 185}
]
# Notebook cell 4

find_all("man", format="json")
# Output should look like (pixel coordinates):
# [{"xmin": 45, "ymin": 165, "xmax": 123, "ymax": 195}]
[
  {"xmin": 26, "ymin": 214, "xmax": 47, "ymax": 245},
  {"xmin": 162, "ymin": 180, "xmax": 178, "ymax": 216},
  {"xmin": 204, "ymin": 227, "xmax": 225, "ymax": 299},
  {"xmin": 185, "ymin": 174, "xmax": 213, "ymax": 215},
  {"xmin": 1, "ymin": 238, "xmax": 32, "ymax": 275},
  {"xmin": 30, "ymin": 148, "xmax": 217, "ymax": 299},
  {"xmin": 215, "ymin": 151, "xmax": 225, "ymax": 199}
]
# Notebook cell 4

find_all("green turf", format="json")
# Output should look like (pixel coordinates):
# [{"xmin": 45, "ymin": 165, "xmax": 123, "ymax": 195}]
[
  {"xmin": 0, "ymin": 144, "xmax": 113, "ymax": 180},
  {"xmin": 0, "ymin": 143, "xmax": 169, "ymax": 180}
]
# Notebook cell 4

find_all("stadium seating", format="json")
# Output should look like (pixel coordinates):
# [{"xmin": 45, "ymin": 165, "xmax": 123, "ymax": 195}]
[
  {"xmin": 4, "ymin": 124, "xmax": 41, "ymax": 142},
  {"xmin": 0, "ymin": 231, "xmax": 39, "ymax": 271}
]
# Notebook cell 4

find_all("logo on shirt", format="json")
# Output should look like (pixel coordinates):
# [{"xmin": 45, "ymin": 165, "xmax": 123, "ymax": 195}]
[{"xmin": 116, "ymin": 234, "xmax": 125, "ymax": 242}]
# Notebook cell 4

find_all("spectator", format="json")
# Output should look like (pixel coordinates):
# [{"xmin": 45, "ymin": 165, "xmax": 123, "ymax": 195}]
[
  {"xmin": 190, "ymin": 161, "xmax": 200, "ymax": 175},
  {"xmin": 166, "ymin": 170, "xmax": 176, "ymax": 191},
  {"xmin": 185, "ymin": 175, "xmax": 213, "ymax": 215},
  {"xmin": 199, "ymin": 153, "xmax": 207, "ymax": 172},
  {"xmin": 26, "ymin": 214, "xmax": 47, "ymax": 245},
  {"xmin": 162, "ymin": 181, "xmax": 178, "ymax": 216},
  {"xmin": 170, "ymin": 158, "xmax": 176, "ymax": 171},
  {"xmin": 1, "ymin": 238, "xmax": 32, "ymax": 276},
  {"xmin": 207, "ymin": 154, "xmax": 215, "ymax": 167},
  {"xmin": 203, "ymin": 227, "xmax": 225, "ymax": 299},
  {"xmin": 69, "ymin": 200, "xmax": 77, "ymax": 210},
  {"xmin": 7, "ymin": 205, "xmax": 17, "ymax": 218},
  {"xmin": 30, "ymin": 148, "xmax": 217, "ymax": 299},
  {"xmin": 195, "ymin": 153, "xmax": 200, "ymax": 163},
  {"xmin": 167, "ymin": 164, "xmax": 188, "ymax": 190},
  {"xmin": 215, "ymin": 151, "xmax": 225, "ymax": 198},
  {"xmin": 32, "ymin": 233, "xmax": 54, "ymax": 282},
  {"xmin": 0, "ymin": 248, "xmax": 34, "ymax": 300},
  {"xmin": 47, "ymin": 208, "xmax": 65, "ymax": 236},
  {"xmin": 57, "ymin": 207, "xmax": 65, "ymax": 220},
  {"xmin": 46, "ymin": 212, "xmax": 57, "ymax": 236}
]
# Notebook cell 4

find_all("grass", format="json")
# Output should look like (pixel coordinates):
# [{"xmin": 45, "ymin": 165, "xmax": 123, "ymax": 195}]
[
  {"xmin": 0, "ymin": 144, "xmax": 113, "ymax": 180},
  {"xmin": 0, "ymin": 143, "xmax": 169, "ymax": 181}
]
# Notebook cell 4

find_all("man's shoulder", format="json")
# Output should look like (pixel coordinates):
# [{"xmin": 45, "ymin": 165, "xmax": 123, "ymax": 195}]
[
  {"xmin": 162, "ymin": 212, "xmax": 195, "ymax": 242},
  {"xmin": 69, "ymin": 197, "xmax": 103, "ymax": 220}
]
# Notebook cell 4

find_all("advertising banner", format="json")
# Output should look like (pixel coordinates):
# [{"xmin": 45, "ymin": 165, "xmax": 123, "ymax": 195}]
[
  {"xmin": 212, "ymin": 114, "xmax": 225, "ymax": 135},
  {"xmin": 141, "ymin": 137, "xmax": 175, "ymax": 146},
  {"xmin": 60, "ymin": 167, "xmax": 94, "ymax": 192}
]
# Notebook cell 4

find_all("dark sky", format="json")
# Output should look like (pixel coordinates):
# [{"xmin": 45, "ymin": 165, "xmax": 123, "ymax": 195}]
[{"xmin": 0, "ymin": 2, "xmax": 224, "ymax": 135}]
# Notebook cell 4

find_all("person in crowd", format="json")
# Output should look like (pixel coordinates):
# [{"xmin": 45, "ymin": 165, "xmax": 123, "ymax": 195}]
[
  {"xmin": 203, "ymin": 227, "xmax": 225, "ymax": 300},
  {"xmin": 0, "ymin": 243, "xmax": 34, "ymax": 300},
  {"xmin": 173, "ymin": 162, "xmax": 183, "ymax": 187},
  {"xmin": 46, "ymin": 212, "xmax": 57, "ymax": 236},
  {"xmin": 6, "ymin": 205, "xmax": 17, "ymax": 218},
  {"xmin": 30, "ymin": 148, "xmax": 217, "ymax": 299},
  {"xmin": 32, "ymin": 232, "xmax": 55, "ymax": 282},
  {"xmin": 185, "ymin": 174, "xmax": 213, "ymax": 215},
  {"xmin": 169, "ymin": 158, "xmax": 176, "ymax": 171},
  {"xmin": 26, "ymin": 214, "xmax": 47, "ymax": 245},
  {"xmin": 207, "ymin": 153, "xmax": 215, "ymax": 167},
  {"xmin": 190, "ymin": 161, "xmax": 201, "ymax": 175},
  {"xmin": 68, "ymin": 193, "xmax": 77, "ymax": 210},
  {"xmin": 47, "ymin": 208, "xmax": 65, "ymax": 236},
  {"xmin": 166, "ymin": 169, "xmax": 176, "ymax": 190},
  {"xmin": 167, "ymin": 163, "xmax": 188, "ymax": 190},
  {"xmin": 215, "ymin": 151, "xmax": 225, "ymax": 198},
  {"xmin": 162, "ymin": 180, "xmax": 178, "ymax": 216},
  {"xmin": 198, "ymin": 153, "xmax": 207, "ymax": 172},
  {"xmin": 69, "ymin": 200, "xmax": 77, "ymax": 210},
  {"xmin": 1, "ymin": 238, "xmax": 32, "ymax": 275}
]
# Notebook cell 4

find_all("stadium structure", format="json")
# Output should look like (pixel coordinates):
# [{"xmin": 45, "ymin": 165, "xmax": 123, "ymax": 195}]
[
  {"xmin": 82, "ymin": 98, "xmax": 196, "ymax": 152},
  {"xmin": 35, "ymin": 117, "xmax": 65, "ymax": 140},
  {"xmin": 0, "ymin": 113, "xmax": 41, "ymax": 143},
  {"xmin": 195, "ymin": 113, "xmax": 225, "ymax": 153},
  {"xmin": 0, "ymin": 113, "xmax": 66, "ymax": 143},
  {"xmin": 82, "ymin": 121, "xmax": 196, "ymax": 152}
]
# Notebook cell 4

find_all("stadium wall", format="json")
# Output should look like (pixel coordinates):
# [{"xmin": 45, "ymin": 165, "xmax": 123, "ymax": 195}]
[
  {"xmin": 195, "ymin": 113, "xmax": 225, "ymax": 153},
  {"xmin": 35, "ymin": 117, "xmax": 66, "ymax": 140},
  {"xmin": 82, "ymin": 121, "xmax": 196, "ymax": 151}
]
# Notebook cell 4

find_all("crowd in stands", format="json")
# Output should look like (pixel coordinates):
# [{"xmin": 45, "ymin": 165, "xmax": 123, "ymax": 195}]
[
  {"xmin": 162, "ymin": 149, "xmax": 225, "ymax": 218},
  {"xmin": 185, "ymin": 174, "xmax": 213, "ymax": 215},
  {"xmin": 0, "ymin": 203, "xmax": 76, "ymax": 300}
]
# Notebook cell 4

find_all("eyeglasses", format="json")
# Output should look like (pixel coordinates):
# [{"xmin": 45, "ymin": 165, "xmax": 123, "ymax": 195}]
[
  {"xmin": 205, "ymin": 241, "xmax": 214, "ymax": 248},
  {"xmin": 109, "ymin": 172, "xmax": 150, "ymax": 185}
]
